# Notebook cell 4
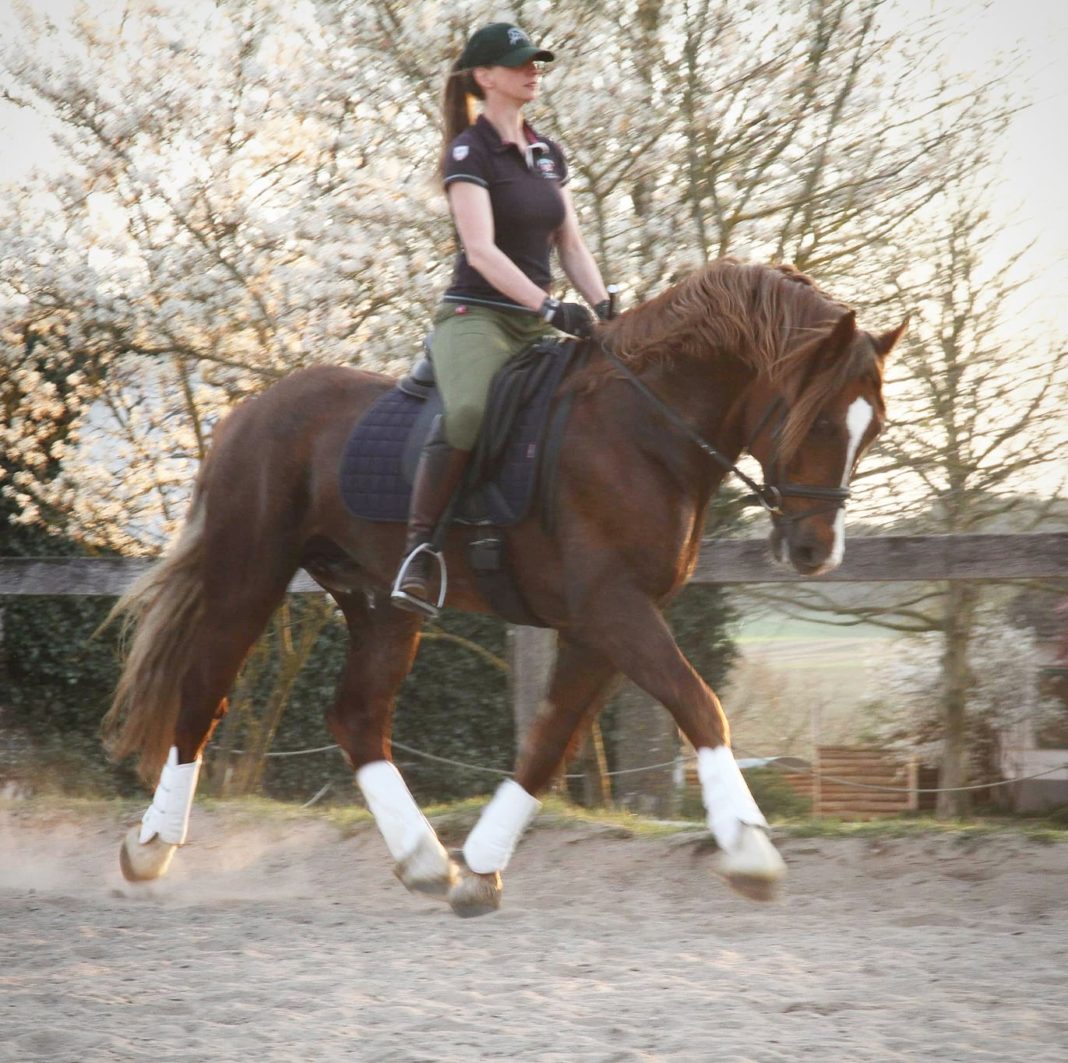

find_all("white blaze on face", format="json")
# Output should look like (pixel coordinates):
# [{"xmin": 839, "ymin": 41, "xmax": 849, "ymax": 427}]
[{"xmin": 828, "ymin": 397, "xmax": 874, "ymax": 567}]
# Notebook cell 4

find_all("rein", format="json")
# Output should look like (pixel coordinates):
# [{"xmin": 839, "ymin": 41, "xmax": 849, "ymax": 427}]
[{"xmin": 598, "ymin": 344, "xmax": 850, "ymax": 520}]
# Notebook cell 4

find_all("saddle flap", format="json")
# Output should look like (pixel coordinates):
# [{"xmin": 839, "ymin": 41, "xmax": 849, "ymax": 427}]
[{"xmin": 340, "ymin": 338, "xmax": 578, "ymax": 528}]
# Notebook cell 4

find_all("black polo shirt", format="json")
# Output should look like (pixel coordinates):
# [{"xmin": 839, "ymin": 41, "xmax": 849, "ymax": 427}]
[{"xmin": 442, "ymin": 115, "xmax": 569, "ymax": 312}]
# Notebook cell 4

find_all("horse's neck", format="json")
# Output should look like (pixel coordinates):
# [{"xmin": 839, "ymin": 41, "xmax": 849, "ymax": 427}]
[
  {"xmin": 636, "ymin": 354, "xmax": 753, "ymax": 465},
  {"xmin": 605, "ymin": 354, "xmax": 752, "ymax": 510}
]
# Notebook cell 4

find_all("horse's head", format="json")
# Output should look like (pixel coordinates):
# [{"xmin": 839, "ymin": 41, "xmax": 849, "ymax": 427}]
[{"xmin": 744, "ymin": 310, "xmax": 907, "ymax": 576}]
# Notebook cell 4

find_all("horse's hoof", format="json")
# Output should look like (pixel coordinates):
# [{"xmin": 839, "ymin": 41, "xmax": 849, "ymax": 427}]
[
  {"xmin": 447, "ymin": 870, "xmax": 503, "ymax": 918},
  {"xmin": 119, "ymin": 825, "xmax": 177, "ymax": 883},
  {"xmin": 722, "ymin": 872, "xmax": 781, "ymax": 903},
  {"xmin": 394, "ymin": 834, "xmax": 460, "ymax": 899},
  {"xmin": 716, "ymin": 825, "xmax": 786, "ymax": 903}
]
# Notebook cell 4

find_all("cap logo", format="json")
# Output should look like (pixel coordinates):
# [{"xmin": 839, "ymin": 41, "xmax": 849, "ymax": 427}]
[
  {"xmin": 452, "ymin": 145, "xmax": 469, "ymax": 161},
  {"xmin": 507, "ymin": 28, "xmax": 529, "ymax": 46}
]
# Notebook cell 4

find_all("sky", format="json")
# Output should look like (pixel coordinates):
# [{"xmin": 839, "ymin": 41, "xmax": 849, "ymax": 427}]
[
  {"xmin": 1, "ymin": 0, "xmax": 1066, "ymax": 334},
  {"xmin": 879, "ymin": 0, "xmax": 1068, "ymax": 336}
]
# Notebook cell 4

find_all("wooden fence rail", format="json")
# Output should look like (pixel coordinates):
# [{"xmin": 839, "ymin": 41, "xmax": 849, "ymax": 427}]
[
  {"xmin": 1, "ymin": 533, "xmax": 1065, "ymax": 596},
  {"xmin": 2, "ymin": 532, "xmax": 1063, "ymax": 817}
]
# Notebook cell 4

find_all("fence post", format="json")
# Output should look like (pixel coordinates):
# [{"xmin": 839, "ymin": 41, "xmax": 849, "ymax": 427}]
[
  {"xmin": 810, "ymin": 702, "xmax": 822, "ymax": 817},
  {"xmin": 508, "ymin": 626, "xmax": 556, "ymax": 753},
  {"xmin": 612, "ymin": 683, "xmax": 678, "ymax": 817}
]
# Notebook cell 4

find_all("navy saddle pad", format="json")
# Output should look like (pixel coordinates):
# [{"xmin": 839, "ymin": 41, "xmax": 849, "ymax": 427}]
[{"xmin": 339, "ymin": 339, "xmax": 576, "ymax": 526}]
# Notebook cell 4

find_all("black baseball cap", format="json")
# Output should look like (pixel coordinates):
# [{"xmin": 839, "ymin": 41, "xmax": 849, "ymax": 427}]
[{"xmin": 457, "ymin": 23, "xmax": 555, "ymax": 70}]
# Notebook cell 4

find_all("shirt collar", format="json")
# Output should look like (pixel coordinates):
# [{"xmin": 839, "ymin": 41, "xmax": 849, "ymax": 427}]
[{"xmin": 475, "ymin": 114, "xmax": 549, "ymax": 156}]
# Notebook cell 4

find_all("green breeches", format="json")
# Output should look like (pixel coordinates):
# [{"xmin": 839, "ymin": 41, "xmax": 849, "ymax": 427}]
[{"xmin": 429, "ymin": 303, "xmax": 556, "ymax": 450}]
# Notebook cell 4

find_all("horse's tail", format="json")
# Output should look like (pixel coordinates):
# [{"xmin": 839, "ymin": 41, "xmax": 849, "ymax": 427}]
[{"xmin": 101, "ymin": 494, "xmax": 209, "ymax": 788}]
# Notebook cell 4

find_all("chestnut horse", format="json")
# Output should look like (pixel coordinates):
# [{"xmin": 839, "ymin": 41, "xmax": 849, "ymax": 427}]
[{"xmin": 103, "ymin": 260, "xmax": 905, "ymax": 915}]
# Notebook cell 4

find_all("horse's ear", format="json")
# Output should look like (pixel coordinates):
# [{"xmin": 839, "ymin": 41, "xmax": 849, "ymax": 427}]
[
  {"xmin": 785, "ymin": 310, "xmax": 856, "ymax": 402},
  {"xmin": 872, "ymin": 314, "xmax": 910, "ymax": 360},
  {"xmin": 826, "ymin": 309, "xmax": 857, "ymax": 352}
]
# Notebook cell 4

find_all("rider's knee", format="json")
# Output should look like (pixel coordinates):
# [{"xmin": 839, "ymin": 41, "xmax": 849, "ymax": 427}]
[{"xmin": 445, "ymin": 403, "xmax": 483, "ymax": 451}]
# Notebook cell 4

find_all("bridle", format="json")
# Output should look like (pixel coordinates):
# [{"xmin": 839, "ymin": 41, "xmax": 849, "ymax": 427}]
[
  {"xmin": 741, "ymin": 397, "xmax": 852, "ymax": 522},
  {"xmin": 599, "ymin": 345, "xmax": 851, "ymax": 522}
]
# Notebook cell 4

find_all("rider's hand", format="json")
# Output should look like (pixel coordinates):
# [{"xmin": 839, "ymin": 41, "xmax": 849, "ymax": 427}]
[
  {"xmin": 538, "ymin": 297, "xmax": 595, "ymax": 338},
  {"xmin": 593, "ymin": 298, "xmax": 615, "ymax": 321}
]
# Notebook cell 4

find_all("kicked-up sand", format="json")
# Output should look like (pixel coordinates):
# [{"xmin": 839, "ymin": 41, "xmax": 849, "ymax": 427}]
[{"xmin": 1, "ymin": 802, "xmax": 1065, "ymax": 1062}]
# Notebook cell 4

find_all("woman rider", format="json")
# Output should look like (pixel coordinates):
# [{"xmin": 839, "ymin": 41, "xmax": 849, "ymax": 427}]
[{"xmin": 391, "ymin": 22, "xmax": 612, "ymax": 615}]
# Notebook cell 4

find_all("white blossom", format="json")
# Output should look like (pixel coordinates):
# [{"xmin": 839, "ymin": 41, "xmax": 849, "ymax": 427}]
[{"xmin": 1, "ymin": 0, "xmax": 1056, "ymax": 555}]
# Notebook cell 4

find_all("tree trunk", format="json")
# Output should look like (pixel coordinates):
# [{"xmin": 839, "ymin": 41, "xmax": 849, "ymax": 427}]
[
  {"xmin": 612, "ymin": 681, "xmax": 679, "ymax": 818},
  {"xmin": 205, "ymin": 636, "xmax": 273, "ymax": 796},
  {"xmin": 571, "ymin": 720, "xmax": 612, "ymax": 808},
  {"xmin": 936, "ymin": 582, "xmax": 978, "ymax": 818}
]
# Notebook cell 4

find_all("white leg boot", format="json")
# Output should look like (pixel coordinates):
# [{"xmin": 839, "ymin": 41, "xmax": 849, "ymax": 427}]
[
  {"xmin": 119, "ymin": 747, "xmax": 201, "ymax": 882},
  {"xmin": 697, "ymin": 746, "xmax": 786, "ymax": 900},
  {"xmin": 356, "ymin": 761, "xmax": 458, "ymax": 897},
  {"xmin": 448, "ymin": 780, "xmax": 542, "ymax": 918}
]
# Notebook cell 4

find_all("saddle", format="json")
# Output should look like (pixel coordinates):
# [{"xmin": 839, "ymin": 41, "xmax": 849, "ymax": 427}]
[{"xmin": 339, "ymin": 337, "xmax": 582, "ymax": 624}]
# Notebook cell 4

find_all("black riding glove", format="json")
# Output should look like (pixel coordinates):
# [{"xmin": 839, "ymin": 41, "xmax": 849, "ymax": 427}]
[{"xmin": 538, "ymin": 297, "xmax": 594, "ymax": 338}]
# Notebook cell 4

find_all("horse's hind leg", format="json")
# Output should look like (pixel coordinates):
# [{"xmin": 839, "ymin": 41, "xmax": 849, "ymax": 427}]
[
  {"xmin": 325, "ymin": 590, "xmax": 459, "ymax": 900},
  {"xmin": 119, "ymin": 553, "xmax": 295, "ymax": 883},
  {"xmin": 449, "ymin": 639, "xmax": 619, "ymax": 917}
]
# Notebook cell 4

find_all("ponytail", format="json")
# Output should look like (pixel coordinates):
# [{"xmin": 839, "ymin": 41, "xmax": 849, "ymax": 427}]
[{"xmin": 440, "ymin": 63, "xmax": 482, "ymax": 181}]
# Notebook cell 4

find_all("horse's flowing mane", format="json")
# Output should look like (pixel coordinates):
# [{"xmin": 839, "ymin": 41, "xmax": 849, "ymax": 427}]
[
  {"xmin": 594, "ymin": 259, "xmax": 877, "ymax": 462},
  {"xmin": 601, "ymin": 259, "xmax": 847, "ymax": 375}
]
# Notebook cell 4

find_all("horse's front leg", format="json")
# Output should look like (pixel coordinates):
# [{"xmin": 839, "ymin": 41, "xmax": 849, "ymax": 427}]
[
  {"xmin": 327, "ymin": 591, "xmax": 459, "ymax": 899},
  {"xmin": 450, "ymin": 639, "xmax": 619, "ymax": 917},
  {"xmin": 579, "ymin": 593, "xmax": 787, "ymax": 901}
]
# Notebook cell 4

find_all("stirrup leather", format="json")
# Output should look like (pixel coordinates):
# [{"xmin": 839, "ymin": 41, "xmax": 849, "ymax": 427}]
[{"xmin": 390, "ymin": 542, "xmax": 448, "ymax": 618}]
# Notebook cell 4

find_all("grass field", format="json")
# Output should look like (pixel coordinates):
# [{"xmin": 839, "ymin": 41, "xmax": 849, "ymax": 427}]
[
  {"xmin": 724, "ymin": 612, "xmax": 897, "ymax": 756},
  {"xmin": 5, "ymin": 792, "xmax": 1065, "ymax": 842}
]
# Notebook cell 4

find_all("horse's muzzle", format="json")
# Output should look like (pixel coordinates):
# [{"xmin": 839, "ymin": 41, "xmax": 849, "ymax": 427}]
[{"xmin": 769, "ymin": 519, "xmax": 839, "ymax": 577}]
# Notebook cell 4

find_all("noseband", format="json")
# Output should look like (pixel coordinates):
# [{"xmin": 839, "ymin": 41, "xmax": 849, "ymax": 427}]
[{"xmin": 600, "ymin": 347, "xmax": 851, "ymax": 522}]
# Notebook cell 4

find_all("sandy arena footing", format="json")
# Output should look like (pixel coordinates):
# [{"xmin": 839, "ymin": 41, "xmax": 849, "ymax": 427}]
[{"xmin": 1, "ymin": 806, "xmax": 1065, "ymax": 1062}]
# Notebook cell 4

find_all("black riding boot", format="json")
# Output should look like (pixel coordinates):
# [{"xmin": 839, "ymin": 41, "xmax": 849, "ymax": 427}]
[{"xmin": 391, "ymin": 426, "xmax": 471, "ymax": 616}]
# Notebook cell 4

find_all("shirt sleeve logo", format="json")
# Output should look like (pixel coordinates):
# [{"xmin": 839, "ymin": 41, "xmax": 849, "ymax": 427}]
[{"xmin": 452, "ymin": 145, "xmax": 470, "ymax": 161}]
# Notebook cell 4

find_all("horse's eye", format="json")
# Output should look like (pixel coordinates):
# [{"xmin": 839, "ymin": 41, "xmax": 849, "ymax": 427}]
[{"xmin": 811, "ymin": 415, "xmax": 835, "ymax": 437}]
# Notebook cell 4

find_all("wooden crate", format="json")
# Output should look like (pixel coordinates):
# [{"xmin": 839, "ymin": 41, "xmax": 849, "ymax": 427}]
[
  {"xmin": 785, "ymin": 746, "xmax": 916, "ymax": 819},
  {"xmin": 682, "ymin": 745, "xmax": 916, "ymax": 819}
]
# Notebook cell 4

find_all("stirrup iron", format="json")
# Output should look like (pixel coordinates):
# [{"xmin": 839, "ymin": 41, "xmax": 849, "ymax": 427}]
[{"xmin": 390, "ymin": 542, "xmax": 448, "ymax": 618}]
